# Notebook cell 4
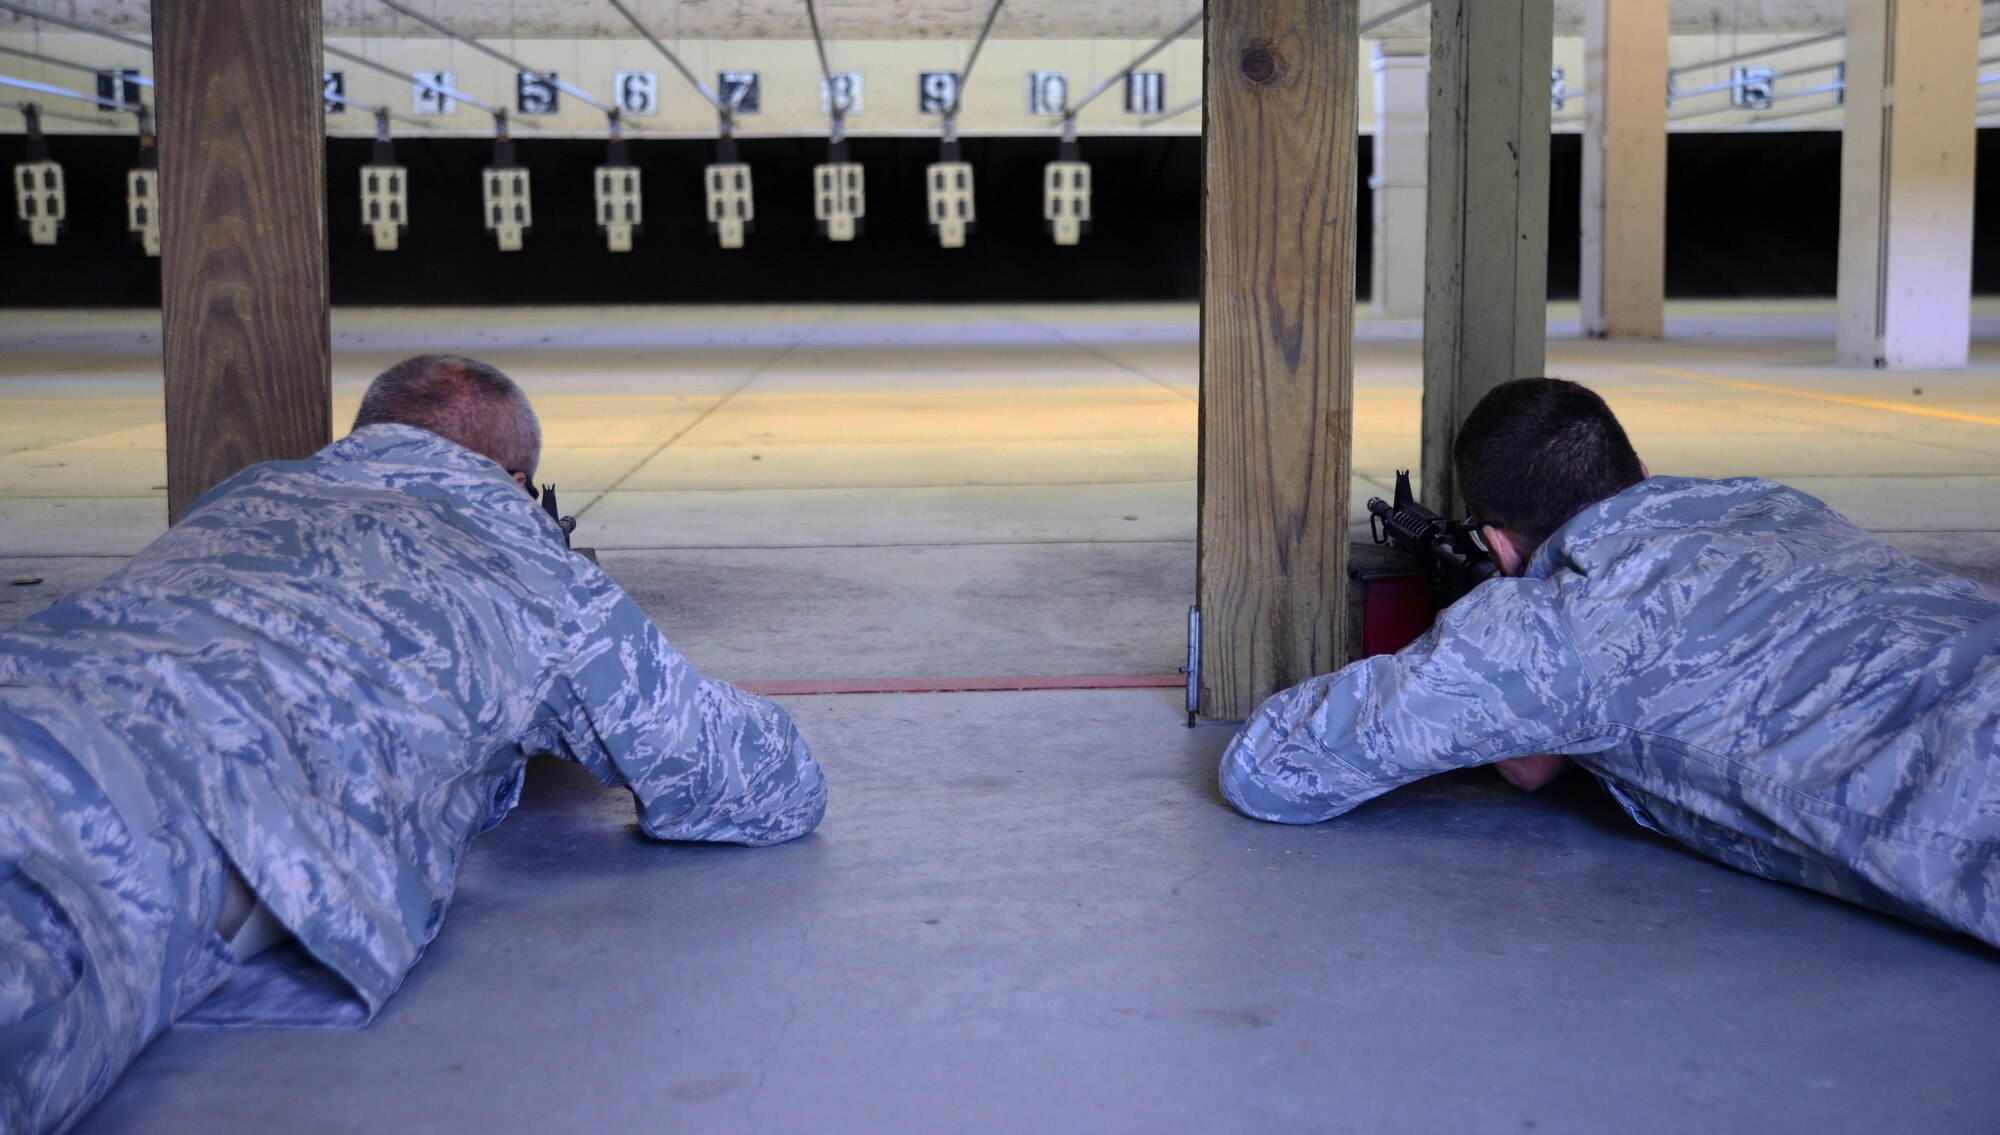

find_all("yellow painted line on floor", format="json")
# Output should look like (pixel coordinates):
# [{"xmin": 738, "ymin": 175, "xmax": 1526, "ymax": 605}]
[
  {"xmin": 0, "ymin": 398, "xmax": 159, "ymax": 406},
  {"xmin": 1620, "ymin": 364, "xmax": 2000, "ymax": 428},
  {"xmin": 3, "ymin": 388, "xmax": 1190, "ymax": 409}
]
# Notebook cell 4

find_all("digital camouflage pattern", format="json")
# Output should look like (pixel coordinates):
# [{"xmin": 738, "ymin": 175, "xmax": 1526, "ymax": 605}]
[
  {"xmin": 0, "ymin": 424, "xmax": 827, "ymax": 1134},
  {"xmin": 1222, "ymin": 476, "xmax": 2000, "ymax": 948}
]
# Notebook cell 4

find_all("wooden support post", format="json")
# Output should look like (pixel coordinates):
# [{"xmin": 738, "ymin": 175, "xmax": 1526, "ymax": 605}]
[
  {"xmin": 1580, "ymin": 0, "xmax": 1667, "ymax": 340},
  {"xmin": 1836, "ymin": 0, "xmax": 1979, "ymax": 370},
  {"xmin": 154, "ymin": 0, "xmax": 331, "ymax": 523},
  {"xmin": 1196, "ymin": 0, "xmax": 1358, "ymax": 719},
  {"xmin": 1419, "ymin": 0, "xmax": 1553, "ymax": 516}
]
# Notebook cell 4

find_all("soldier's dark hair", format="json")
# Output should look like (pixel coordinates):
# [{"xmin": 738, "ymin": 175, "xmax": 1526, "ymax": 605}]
[
  {"xmin": 354, "ymin": 354, "xmax": 541, "ymax": 481},
  {"xmin": 1452, "ymin": 377, "xmax": 1644, "ymax": 552}
]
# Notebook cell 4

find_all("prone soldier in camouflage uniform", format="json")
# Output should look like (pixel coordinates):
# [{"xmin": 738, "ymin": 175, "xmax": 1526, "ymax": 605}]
[
  {"xmin": 0, "ymin": 355, "xmax": 827, "ymax": 1133},
  {"xmin": 1222, "ymin": 377, "xmax": 2000, "ymax": 950}
]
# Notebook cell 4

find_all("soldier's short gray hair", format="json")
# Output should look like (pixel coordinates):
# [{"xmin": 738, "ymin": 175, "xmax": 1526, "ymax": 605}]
[{"xmin": 354, "ymin": 355, "xmax": 542, "ymax": 480}]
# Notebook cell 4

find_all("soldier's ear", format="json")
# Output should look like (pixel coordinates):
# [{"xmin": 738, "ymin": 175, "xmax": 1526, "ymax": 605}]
[{"xmin": 1482, "ymin": 525, "xmax": 1529, "ymax": 578}]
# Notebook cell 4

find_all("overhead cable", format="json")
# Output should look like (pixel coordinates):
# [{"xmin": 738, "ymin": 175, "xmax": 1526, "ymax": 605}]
[
  {"xmin": 1067, "ymin": 10, "xmax": 1201, "ymax": 116},
  {"xmin": 370, "ymin": 0, "xmax": 617, "ymax": 116},
  {"xmin": 1670, "ymin": 58, "xmax": 1842, "ymax": 102},
  {"xmin": 6, "ymin": 99, "xmax": 121, "ymax": 126},
  {"xmin": 0, "ymin": 3, "xmax": 518, "ymax": 130},
  {"xmin": 1668, "ymin": 78, "xmax": 1843, "ymax": 122},
  {"xmin": 944, "ymin": 0, "xmax": 1009, "ymax": 120},
  {"xmin": 322, "ymin": 87, "xmax": 427, "ymax": 130},
  {"xmin": 1141, "ymin": 95, "xmax": 1202, "ymax": 128},
  {"xmin": 1740, "ymin": 100, "xmax": 1848, "ymax": 126},
  {"xmin": 804, "ymin": 0, "xmax": 841, "ymax": 111},
  {"xmin": 0, "ymin": 42, "xmax": 151, "ymax": 84},
  {"xmin": 1668, "ymin": 29, "xmax": 1843, "ymax": 78},
  {"xmin": 0, "ymin": 72, "xmax": 139, "ymax": 110},
  {"xmin": 602, "ymin": 0, "xmax": 729, "ymax": 117}
]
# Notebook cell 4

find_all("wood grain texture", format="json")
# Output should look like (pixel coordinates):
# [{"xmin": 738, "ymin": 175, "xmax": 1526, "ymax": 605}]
[
  {"xmin": 1196, "ymin": 0, "xmax": 1358, "ymax": 719},
  {"xmin": 1419, "ymin": 0, "xmax": 1552, "ymax": 517},
  {"xmin": 154, "ymin": 0, "xmax": 330, "ymax": 523}
]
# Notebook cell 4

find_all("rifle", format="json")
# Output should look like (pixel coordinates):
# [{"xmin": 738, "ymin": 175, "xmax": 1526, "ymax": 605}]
[
  {"xmin": 537, "ymin": 484, "xmax": 599, "ymax": 565},
  {"xmin": 1365, "ymin": 470, "xmax": 1498, "ymax": 610}
]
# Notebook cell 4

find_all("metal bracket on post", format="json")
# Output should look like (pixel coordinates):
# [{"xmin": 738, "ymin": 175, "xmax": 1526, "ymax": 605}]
[{"xmin": 1181, "ymin": 605, "xmax": 1201, "ymax": 727}]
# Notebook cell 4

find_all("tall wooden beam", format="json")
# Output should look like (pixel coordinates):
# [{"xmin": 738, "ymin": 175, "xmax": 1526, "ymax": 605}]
[
  {"xmin": 1580, "ymin": 0, "xmax": 1668, "ymax": 340},
  {"xmin": 1419, "ymin": 0, "xmax": 1553, "ymax": 516},
  {"xmin": 1197, "ymin": 0, "xmax": 1358, "ymax": 719},
  {"xmin": 1836, "ymin": 0, "xmax": 1978, "ymax": 370},
  {"xmin": 154, "ymin": 0, "xmax": 331, "ymax": 522}
]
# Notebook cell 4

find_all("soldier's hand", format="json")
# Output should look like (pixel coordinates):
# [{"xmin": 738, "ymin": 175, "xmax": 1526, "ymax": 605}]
[{"xmin": 1495, "ymin": 753, "xmax": 1565, "ymax": 792}]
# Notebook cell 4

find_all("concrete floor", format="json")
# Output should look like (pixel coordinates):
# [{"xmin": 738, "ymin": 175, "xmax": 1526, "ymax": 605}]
[{"xmin": 3, "ymin": 301, "xmax": 1999, "ymax": 1132}]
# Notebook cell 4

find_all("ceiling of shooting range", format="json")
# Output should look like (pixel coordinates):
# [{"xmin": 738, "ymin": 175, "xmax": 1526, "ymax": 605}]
[{"xmin": 4, "ymin": 0, "xmax": 1850, "ymax": 40}]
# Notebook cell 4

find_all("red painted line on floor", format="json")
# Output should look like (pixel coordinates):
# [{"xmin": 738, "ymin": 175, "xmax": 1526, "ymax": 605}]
[{"xmin": 736, "ymin": 673, "xmax": 1186, "ymax": 697}]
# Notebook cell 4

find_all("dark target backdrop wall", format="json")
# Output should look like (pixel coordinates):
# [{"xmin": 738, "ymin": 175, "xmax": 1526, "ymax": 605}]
[{"xmin": 5, "ymin": 130, "xmax": 2000, "ymax": 306}]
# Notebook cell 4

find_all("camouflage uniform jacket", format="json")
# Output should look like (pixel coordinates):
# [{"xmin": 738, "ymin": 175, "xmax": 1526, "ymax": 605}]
[
  {"xmin": 0, "ymin": 424, "xmax": 828, "ymax": 1022},
  {"xmin": 1221, "ymin": 476, "xmax": 2000, "ymax": 947}
]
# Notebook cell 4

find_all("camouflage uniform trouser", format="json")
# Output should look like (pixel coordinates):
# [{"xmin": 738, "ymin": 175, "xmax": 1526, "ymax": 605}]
[{"xmin": 0, "ymin": 709, "xmax": 235, "ymax": 1135}]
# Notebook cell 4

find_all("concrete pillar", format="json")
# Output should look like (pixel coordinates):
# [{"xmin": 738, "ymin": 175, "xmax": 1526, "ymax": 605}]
[
  {"xmin": 1370, "ymin": 41, "xmax": 1427, "ymax": 319},
  {"xmin": 1419, "ymin": 0, "xmax": 1553, "ymax": 515},
  {"xmin": 1580, "ymin": 0, "xmax": 1667, "ymax": 339},
  {"xmin": 1836, "ymin": 0, "xmax": 1979, "ymax": 370}
]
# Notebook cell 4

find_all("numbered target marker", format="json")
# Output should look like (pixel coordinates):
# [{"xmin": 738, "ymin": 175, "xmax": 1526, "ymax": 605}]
[
  {"xmin": 821, "ymin": 72, "xmax": 865, "ymax": 117},
  {"xmin": 1125, "ymin": 71, "xmax": 1165, "ymax": 115},
  {"xmin": 517, "ymin": 72, "xmax": 560, "ymax": 116},
  {"xmin": 719, "ymin": 72, "xmax": 762, "ymax": 115},
  {"xmin": 323, "ymin": 71, "xmax": 346, "ymax": 115},
  {"xmin": 413, "ymin": 71, "xmax": 456, "ymax": 116},
  {"xmin": 96, "ymin": 68, "xmax": 141, "ymax": 113},
  {"xmin": 1731, "ymin": 67, "xmax": 1776, "ymax": 110},
  {"xmin": 1026, "ymin": 72, "xmax": 1069, "ymax": 117},
  {"xmin": 615, "ymin": 71, "xmax": 659, "ymax": 117},
  {"xmin": 919, "ymin": 72, "xmax": 961, "ymax": 116}
]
